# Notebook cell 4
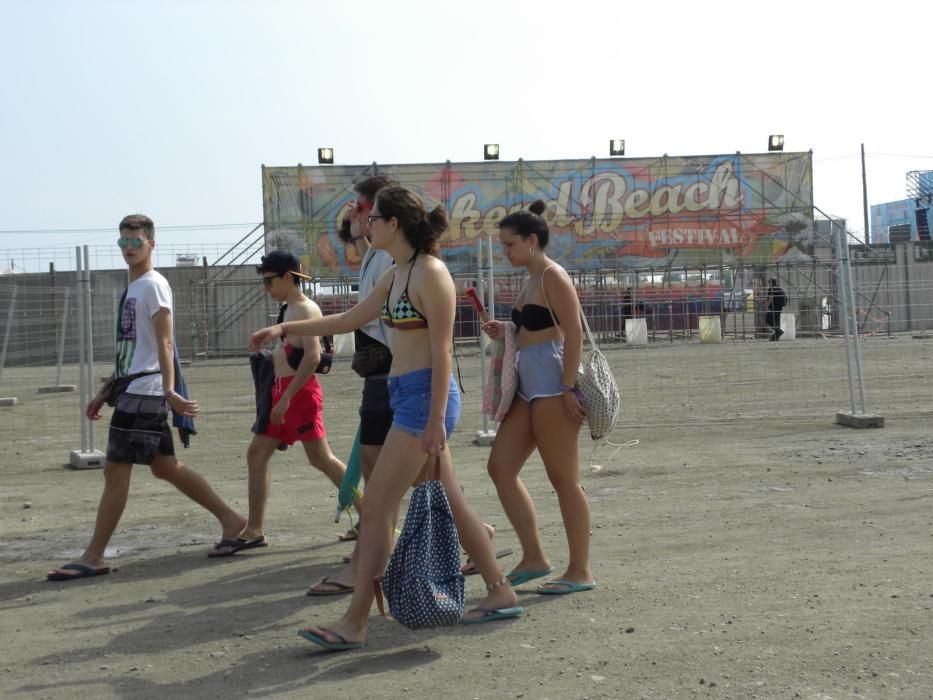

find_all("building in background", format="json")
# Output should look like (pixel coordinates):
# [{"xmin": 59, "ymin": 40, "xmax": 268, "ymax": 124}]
[{"xmin": 871, "ymin": 170, "xmax": 933, "ymax": 244}]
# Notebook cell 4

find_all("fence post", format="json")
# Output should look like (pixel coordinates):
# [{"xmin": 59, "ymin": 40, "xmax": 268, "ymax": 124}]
[
  {"xmin": 474, "ymin": 236, "xmax": 495, "ymax": 446},
  {"xmin": 834, "ymin": 226, "xmax": 883, "ymax": 428},
  {"xmin": 69, "ymin": 246, "xmax": 105, "ymax": 468},
  {"xmin": 0, "ymin": 286, "xmax": 18, "ymax": 406},
  {"xmin": 84, "ymin": 246, "xmax": 97, "ymax": 451},
  {"xmin": 0, "ymin": 285, "xmax": 16, "ymax": 386}
]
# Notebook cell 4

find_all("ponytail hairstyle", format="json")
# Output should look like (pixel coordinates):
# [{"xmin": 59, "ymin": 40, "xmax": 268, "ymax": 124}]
[
  {"xmin": 375, "ymin": 186, "xmax": 448, "ymax": 256},
  {"xmin": 498, "ymin": 199, "xmax": 549, "ymax": 249}
]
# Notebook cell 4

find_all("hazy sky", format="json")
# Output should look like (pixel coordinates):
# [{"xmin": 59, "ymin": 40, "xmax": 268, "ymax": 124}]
[{"xmin": 2, "ymin": 0, "xmax": 931, "ymax": 270}]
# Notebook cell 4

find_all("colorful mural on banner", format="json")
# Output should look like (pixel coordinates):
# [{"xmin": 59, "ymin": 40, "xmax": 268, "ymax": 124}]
[{"xmin": 262, "ymin": 152, "xmax": 813, "ymax": 276}]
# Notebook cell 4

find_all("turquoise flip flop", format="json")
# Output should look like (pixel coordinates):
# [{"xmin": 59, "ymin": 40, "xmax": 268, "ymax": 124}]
[
  {"xmin": 297, "ymin": 627, "xmax": 365, "ymax": 651},
  {"xmin": 507, "ymin": 567, "xmax": 554, "ymax": 586},
  {"xmin": 535, "ymin": 579, "xmax": 597, "ymax": 595},
  {"xmin": 460, "ymin": 606, "xmax": 524, "ymax": 624}
]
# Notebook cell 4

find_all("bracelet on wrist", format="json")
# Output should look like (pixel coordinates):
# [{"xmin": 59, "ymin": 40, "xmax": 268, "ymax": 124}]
[{"xmin": 562, "ymin": 384, "xmax": 583, "ymax": 399}]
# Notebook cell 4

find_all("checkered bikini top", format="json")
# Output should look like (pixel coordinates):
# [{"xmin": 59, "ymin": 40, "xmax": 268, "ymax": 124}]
[{"xmin": 381, "ymin": 252, "xmax": 428, "ymax": 330}]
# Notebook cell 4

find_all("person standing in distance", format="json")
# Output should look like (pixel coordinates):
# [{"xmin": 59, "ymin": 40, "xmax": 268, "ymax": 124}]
[{"xmin": 766, "ymin": 278, "xmax": 787, "ymax": 341}]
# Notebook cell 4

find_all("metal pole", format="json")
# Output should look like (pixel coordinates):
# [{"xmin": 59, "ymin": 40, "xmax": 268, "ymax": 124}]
[
  {"xmin": 75, "ymin": 247, "xmax": 88, "ymax": 452},
  {"xmin": 0, "ymin": 285, "xmax": 17, "ymax": 385},
  {"xmin": 83, "ymin": 246, "xmax": 97, "ymax": 450},
  {"xmin": 477, "ymin": 237, "xmax": 488, "ymax": 435},
  {"xmin": 833, "ymin": 224, "xmax": 857, "ymax": 414},
  {"xmin": 861, "ymin": 143, "xmax": 871, "ymax": 246},
  {"xmin": 487, "ymin": 234, "xmax": 495, "ymax": 326},
  {"xmin": 842, "ymin": 242, "xmax": 868, "ymax": 413},
  {"xmin": 53, "ymin": 287, "xmax": 71, "ymax": 387}
]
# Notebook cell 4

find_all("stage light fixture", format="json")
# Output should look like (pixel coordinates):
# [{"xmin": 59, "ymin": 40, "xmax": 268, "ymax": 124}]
[
  {"xmin": 318, "ymin": 147, "xmax": 334, "ymax": 164},
  {"xmin": 484, "ymin": 144, "xmax": 499, "ymax": 160},
  {"xmin": 609, "ymin": 139, "xmax": 625, "ymax": 156},
  {"xmin": 768, "ymin": 135, "xmax": 784, "ymax": 152}
]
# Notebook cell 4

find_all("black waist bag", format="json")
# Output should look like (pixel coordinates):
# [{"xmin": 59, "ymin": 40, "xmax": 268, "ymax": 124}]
[{"xmin": 101, "ymin": 371, "xmax": 160, "ymax": 407}]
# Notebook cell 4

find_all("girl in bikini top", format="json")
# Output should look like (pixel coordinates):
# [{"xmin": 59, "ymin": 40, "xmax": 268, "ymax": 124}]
[
  {"xmin": 380, "ymin": 253, "xmax": 428, "ymax": 330},
  {"xmin": 511, "ymin": 264, "xmax": 559, "ymax": 331}
]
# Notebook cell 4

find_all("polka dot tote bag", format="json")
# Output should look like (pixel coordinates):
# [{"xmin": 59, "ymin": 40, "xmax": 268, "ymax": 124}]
[
  {"xmin": 577, "ymin": 311, "xmax": 621, "ymax": 440},
  {"xmin": 541, "ymin": 268, "xmax": 621, "ymax": 441},
  {"xmin": 379, "ymin": 458, "xmax": 465, "ymax": 629}
]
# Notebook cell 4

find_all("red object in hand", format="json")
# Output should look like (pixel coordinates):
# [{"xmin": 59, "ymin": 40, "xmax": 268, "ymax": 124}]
[{"xmin": 465, "ymin": 287, "xmax": 490, "ymax": 324}]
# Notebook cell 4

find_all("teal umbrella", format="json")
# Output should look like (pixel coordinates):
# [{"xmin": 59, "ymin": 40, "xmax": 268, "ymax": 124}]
[{"xmin": 335, "ymin": 423, "xmax": 363, "ymax": 524}]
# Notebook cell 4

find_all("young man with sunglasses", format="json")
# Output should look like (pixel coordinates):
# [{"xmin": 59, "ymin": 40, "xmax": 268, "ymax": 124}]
[
  {"xmin": 48, "ymin": 214, "xmax": 246, "ymax": 581},
  {"xmin": 214, "ymin": 250, "xmax": 351, "ymax": 557}
]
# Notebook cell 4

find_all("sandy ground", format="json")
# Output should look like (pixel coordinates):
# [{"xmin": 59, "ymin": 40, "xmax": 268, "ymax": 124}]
[{"xmin": 1, "ymin": 337, "xmax": 932, "ymax": 699}]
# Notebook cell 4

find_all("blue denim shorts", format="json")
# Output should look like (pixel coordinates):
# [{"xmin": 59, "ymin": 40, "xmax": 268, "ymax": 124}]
[
  {"xmin": 388, "ymin": 368, "xmax": 460, "ymax": 439},
  {"xmin": 517, "ymin": 340, "xmax": 565, "ymax": 402}
]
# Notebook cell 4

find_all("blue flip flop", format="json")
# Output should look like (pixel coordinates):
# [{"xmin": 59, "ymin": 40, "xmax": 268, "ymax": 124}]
[
  {"xmin": 535, "ymin": 579, "xmax": 597, "ymax": 595},
  {"xmin": 297, "ymin": 627, "xmax": 365, "ymax": 651},
  {"xmin": 460, "ymin": 606, "xmax": 524, "ymax": 624},
  {"xmin": 507, "ymin": 567, "xmax": 554, "ymax": 586}
]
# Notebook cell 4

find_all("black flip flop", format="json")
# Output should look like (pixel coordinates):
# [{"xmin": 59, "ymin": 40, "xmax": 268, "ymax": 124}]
[
  {"xmin": 207, "ymin": 537, "xmax": 241, "ymax": 558},
  {"xmin": 461, "ymin": 548, "xmax": 513, "ymax": 576},
  {"xmin": 231, "ymin": 535, "xmax": 269, "ymax": 553},
  {"xmin": 47, "ymin": 563, "xmax": 111, "ymax": 582},
  {"xmin": 306, "ymin": 576, "xmax": 355, "ymax": 596}
]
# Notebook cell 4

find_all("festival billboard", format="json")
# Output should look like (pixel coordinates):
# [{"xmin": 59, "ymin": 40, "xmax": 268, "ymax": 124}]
[{"xmin": 262, "ymin": 152, "xmax": 813, "ymax": 276}]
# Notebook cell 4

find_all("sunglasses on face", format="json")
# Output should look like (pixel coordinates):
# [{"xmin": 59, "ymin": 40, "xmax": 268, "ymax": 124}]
[
  {"xmin": 262, "ymin": 273, "xmax": 284, "ymax": 287},
  {"xmin": 355, "ymin": 201, "xmax": 373, "ymax": 212},
  {"xmin": 117, "ymin": 237, "xmax": 147, "ymax": 249}
]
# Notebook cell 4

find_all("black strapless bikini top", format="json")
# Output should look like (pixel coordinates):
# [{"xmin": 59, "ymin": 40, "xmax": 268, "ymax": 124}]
[{"xmin": 511, "ymin": 303, "xmax": 557, "ymax": 331}]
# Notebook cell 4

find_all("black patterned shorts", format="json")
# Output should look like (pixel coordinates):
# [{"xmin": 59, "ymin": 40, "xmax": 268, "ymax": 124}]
[{"xmin": 107, "ymin": 393, "xmax": 175, "ymax": 465}]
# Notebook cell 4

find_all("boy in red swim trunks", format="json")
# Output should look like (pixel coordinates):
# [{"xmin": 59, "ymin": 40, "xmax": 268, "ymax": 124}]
[{"xmin": 211, "ymin": 250, "xmax": 351, "ymax": 556}]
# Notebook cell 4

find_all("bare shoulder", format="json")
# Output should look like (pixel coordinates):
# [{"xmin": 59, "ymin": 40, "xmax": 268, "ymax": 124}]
[
  {"xmin": 543, "ymin": 263, "xmax": 574, "ymax": 292},
  {"xmin": 420, "ymin": 254, "xmax": 453, "ymax": 284},
  {"xmin": 286, "ymin": 296, "xmax": 322, "ymax": 321},
  {"xmin": 412, "ymin": 255, "xmax": 454, "ymax": 307}
]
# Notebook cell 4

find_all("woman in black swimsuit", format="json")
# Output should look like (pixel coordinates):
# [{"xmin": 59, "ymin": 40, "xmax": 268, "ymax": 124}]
[{"xmin": 481, "ymin": 200, "xmax": 596, "ymax": 596}]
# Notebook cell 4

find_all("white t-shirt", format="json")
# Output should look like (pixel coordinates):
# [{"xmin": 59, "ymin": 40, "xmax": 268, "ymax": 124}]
[
  {"xmin": 115, "ymin": 270, "xmax": 173, "ymax": 396},
  {"xmin": 358, "ymin": 246, "xmax": 393, "ymax": 346}
]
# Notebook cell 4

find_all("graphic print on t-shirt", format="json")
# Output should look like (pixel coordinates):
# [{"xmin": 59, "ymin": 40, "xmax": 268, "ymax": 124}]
[{"xmin": 115, "ymin": 297, "xmax": 137, "ymax": 377}]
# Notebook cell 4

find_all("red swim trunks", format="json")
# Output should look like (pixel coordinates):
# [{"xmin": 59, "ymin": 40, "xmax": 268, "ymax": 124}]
[{"xmin": 262, "ymin": 375, "xmax": 326, "ymax": 445}]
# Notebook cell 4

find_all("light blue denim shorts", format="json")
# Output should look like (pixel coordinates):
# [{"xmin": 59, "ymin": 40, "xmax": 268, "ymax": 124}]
[
  {"xmin": 517, "ymin": 340, "xmax": 565, "ymax": 402},
  {"xmin": 388, "ymin": 368, "xmax": 460, "ymax": 439}
]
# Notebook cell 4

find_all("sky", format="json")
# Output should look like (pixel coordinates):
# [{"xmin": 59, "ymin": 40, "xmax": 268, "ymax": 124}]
[{"xmin": 2, "ymin": 0, "xmax": 931, "ymax": 271}]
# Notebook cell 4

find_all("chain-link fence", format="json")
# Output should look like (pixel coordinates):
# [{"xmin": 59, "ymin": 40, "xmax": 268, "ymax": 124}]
[{"xmin": 2, "ymin": 240, "xmax": 933, "ymax": 462}]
